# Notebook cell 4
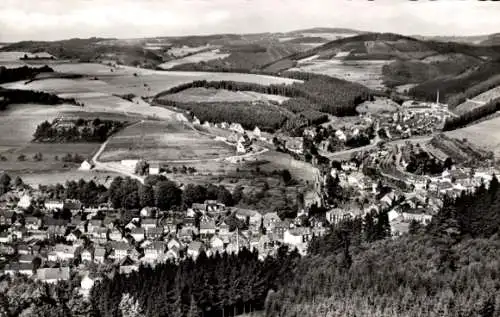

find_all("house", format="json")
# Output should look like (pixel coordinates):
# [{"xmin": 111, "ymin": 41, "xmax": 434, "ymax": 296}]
[
  {"xmin": 233, "ymin": 208, "xmax": 262, "ymax": 226},
  {"xmin": 284, "ymin": 228, "xmax": 312, "ymax": 251},
  {"xmin": 131, "ymin": 228, "xmax": 145, "ymax": 242},
  {"xmin": 178, "ymin": 227, "xmax": 195, "ymax": 243},
  {"xmin": 109, "ymin": 242, "xmax": 130, "ymax": 260},
  {"xmin": 252, "ymin": 126, "xmax": 261, "ymax": 138},
  {"xmin": 17, "ymin": 244, "xmax": 31, "ymax": 255},
  {"xmin": 45, "ymin": 200, "xmax": 65, "ymax": 211},
  {"xmin": 187, "ymin": 241, "xmax": 205, "ymax": 259},
  {"xmin": 65, "ymin": 199, "xmax": 82, "ymax": 213},
  {"xmin": 36, "ymin": 267, "xmax": 70, "ymax": 284},
  {"xmin": 200, "ymin": 217, "xmax": 217, "ymax": 236},
  {"xmin": 149, "ymin": 162, "xmax": 160, "ymax": 175},
  {"xmin": 18, "ymin": 254, "xmax": 35, "ymax": 263},
  {"xmin": 191, "ymin": 203, "xmax": 207, "ymax": 212},
  {"xmin": 0, "ymin": 211, "xmax": 14, "ymax": 226},
  {"xmin": 209, "ymin": 235, "xmax": 224, "ymax": 251},
  {"xmin": 87, "ymin": 219, "xmax": 104, "ymax": 233},
  {"xmin": 70, "ymin": 218, "xmax": 85, "ymax": 231},
  {"xmin": 92, "ymin": 227, "xmax": 108, "ymax": 240},
  {"xmin": 17, "ymin": 193, "xmax": 32, "ymax": 209},
  {"xmin": 66, "ymin": 229, "xmax": 83, "ymax": 242},
  {"xmin": 144, "ymin": 241, "xmax": 166, "ymax": 260},
  {"xmin": 272, "ymin": 220, "xmax": 290, "ymax": 241},
  {"xmin": 205, "ymin": 200, "xmax": 226, "ymax": 213},
  {"xmin": 46, "ymin": 219, "xmax": 69, "ymax": 237},
  {"xmin": 109, "ymin": 229, "xmax": 122, "ymax": 241},
  {"xmin": 79, "ymin": 160, "xmax": 94, "ymax": 171},
  {"xmin": 167, "ymin": 237, "xmax": 182, "ymax": 251},
  {"xmin": 263, "ymin": 212, "xmax": 281, "ymax": 230},
  {"xmin": 94, "ymin": 247, "xmax": 106, "ymax": 263},
  {"xmin": 24, "ymin": 216, "xmax": 41, "ymax": 230},
  {"xmin": 166, "ymin": 247, "xmax": 180, "ymax": 260},
  {"xmin": 161, "ymin": 217, "xmax": 177, "ymax": 233},
  {"xmin": 141, "ymin": 218, "xmax": 157, "ymax": 230},
  {"xmin": 216, "ymin": 221, "xmax": 229, "ymax": 236},
  {"xmin": 0, "ymin": 232, "xmax": 10, "ymax": 243},
  {"xmin": 4, "ymin": 263, "xmax": 34, "ymax": 277},
  {"xmin": 146, "ymin": 227, "xmax": 164, "ymax": 240},
  {"xmin": 119, "ymin": 257, "xmax": 139, "ymax": 275},
  {"xmin": 230, "ymin": 123, "xmax": 245, "ymax": 134},
  {"xmin": 53, "ymin": 244, "xmax": 77, "ymax": 261},
  {"xmin": 81, "ymin": 249, "xmax": 92, "ymax": 262},
  {"xmin": 285, "ymin": 137, "xmax": 304, "ymax": 155},
  {"xmin": 140, "ymin": 207, "xmax": 158, "ymax": 218},
  {"xmin": 125, "ymin": 220, "xmax": 139, "ymax": 231}
]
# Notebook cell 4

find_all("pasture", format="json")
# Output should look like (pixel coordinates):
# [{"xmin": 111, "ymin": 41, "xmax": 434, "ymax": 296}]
[
  {"xmin": 454, "ymin": 85, "xmax": 500, "ymax": 115},
  {"xmin": 290, "ymin": 59, "xmax": 389, "ymax": 90},
  {"xmin": 158, "ymin": 49, "xmax": 230, "ymax": 70},
  {"xmin": 356, "ymin": 97, "xmax": 399, "ymax": 114},
  {"xmin": 99, "ymin": 120, "xmax": 236, "ymax": 162},
  {"xmin": 446, "ymin": 117, "xmax": 500, "ymax": 156},
  {"xmin": 162, "ymin": 87, "xmax": 289, "ymax": 104}
]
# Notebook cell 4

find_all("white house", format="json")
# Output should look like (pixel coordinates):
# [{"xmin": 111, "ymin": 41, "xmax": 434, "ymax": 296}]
[
  {"xmin": 79, "ymin": 160, "xmax": 94, "ymax": 171},
  {"xmin": 81, "ymin": 249, "xmax": 92, "ymax": 263},
  {"xmin": 149, "ymin": 162, "xmax": 160, "ymax": 175},
  {"xmin": 45, "ymin": 200, "xmax": 65, "ymax": 211},
  {"xmin": 36, "ymin": 267, "xmax": 70, "ymax": 284},
  {"xmin": 283, "ymin": 228, "xmax": 311, "ymax": 254},
  {"xmin": 17, "ymin": 193, "xmax": 32, "ymax": 209}
]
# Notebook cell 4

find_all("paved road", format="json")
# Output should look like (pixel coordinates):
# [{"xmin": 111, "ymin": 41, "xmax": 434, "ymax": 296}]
[{"xmin": 91, "ymin": 121, "xmax": 146, "ymax": 184}]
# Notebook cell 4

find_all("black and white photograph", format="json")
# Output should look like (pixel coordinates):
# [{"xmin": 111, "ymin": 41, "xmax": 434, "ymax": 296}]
[{"xmin": 0, "ymin": 0, "xmax": 499, "ymax": 316}]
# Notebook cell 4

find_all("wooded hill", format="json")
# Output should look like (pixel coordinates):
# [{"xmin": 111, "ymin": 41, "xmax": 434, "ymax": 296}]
[{"xmin": 155, "ymin": 73, "xmax": 372, "ymax": 133}]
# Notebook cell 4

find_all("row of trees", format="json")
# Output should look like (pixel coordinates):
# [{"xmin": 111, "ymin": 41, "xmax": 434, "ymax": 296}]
[
  {"xmin": 442, "ymin": 98, "xmax": 500, "ymax": 131},
  {"xmin": 33, "ymin": 119, "xmax": 126, "ymax": 143},
  {"xmin": 90, "ymin": 247, "xmax": 300, "ymax": 317},
  {"xmin": 0, "ymin": 88, "xmax": 77, "ymax": 111},
  {"xmin": 0, "ymin": 65, "xmax": 53, "ymax": 84}
]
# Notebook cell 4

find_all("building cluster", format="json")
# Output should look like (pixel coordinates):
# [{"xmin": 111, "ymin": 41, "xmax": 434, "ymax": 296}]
[
  {"xmin": 378, "ymin": 101, "xmax": 451, "ymax": 139},
  {"xmin": 0, "ymin": 188, "xmax": 332, "ymax": 287}
]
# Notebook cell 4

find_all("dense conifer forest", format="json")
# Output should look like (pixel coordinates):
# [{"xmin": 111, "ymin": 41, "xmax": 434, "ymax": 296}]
[
  {"xmin": 442, "ymin": 98, "xmax": 500, "ymax": 131},
  {"xmin": 0, "ymin": 65, "xmax": 54, "ymax": 84},
  {"xmin": 0, "ymin": 88, "xmax": 77, "ymax": 110},
  {"xmin": 81, "ymin": 176, "xmax": 500, "ymax": 317}
]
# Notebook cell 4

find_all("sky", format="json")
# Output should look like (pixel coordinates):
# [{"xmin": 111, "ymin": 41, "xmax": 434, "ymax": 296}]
[{"xmin": 0, "ymin": 0, "xmax": 499, "ymax": 42}]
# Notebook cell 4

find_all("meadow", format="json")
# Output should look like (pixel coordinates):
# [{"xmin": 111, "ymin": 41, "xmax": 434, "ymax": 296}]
[
  {"xmin": 162, "ymin": 87, "xmax": 289, "ymax": 104},
  {"xmin": 446, "ymin": 117, "xmax": 500, "ymax": 156},
  {"xmin": 158, "ymin": 49, "xmax": 230, "ymax": 70},
  {"xmin": 99, "ymin": 120, "xmax": 236, "ymax": 162},
  {"xmin": 289, "ymin": 58, "xmax": 389, "ymax": 90},
  {"xmin": 454, "ymin": 85, "xmax": 500, "ymax": 115}
]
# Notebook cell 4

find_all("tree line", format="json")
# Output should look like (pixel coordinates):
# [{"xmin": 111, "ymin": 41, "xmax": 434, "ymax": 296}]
[
  {"xmin": 0, "ymin": 88, "xmax": 78, "ymax": 111},
  {"xmin": 33, "ymin": 118, "xmax": 127, "ymax": 143},
  {"xmin": 264, "ymin": 176, "xmax": 500, "ymax": 317},
  {"xmin": 442, "ymin": 98, "xmax": 500, "ymax": 131},
  {"xmin": 0, "ymin": 65, "xmax": 54, "ymax": 84}
]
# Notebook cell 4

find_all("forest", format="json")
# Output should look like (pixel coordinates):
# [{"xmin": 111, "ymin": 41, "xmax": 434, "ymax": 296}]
[
  {"xmin": 156, "ymin": 72, "xmax": 372, "ymax": 118},
  {"xmin": 0, "ymin": 88, "xmax": 78, "ymax": 111},
  {"xmin": 0, "ymin": 65, "xmax": 54, "ymax": 84},
  {"xmin": 442, "ymin": 97, "xmax": 500, "ymax": 131},
  {"xmin": 32, "ymin": 118, "xmax": 127, "ymax": 143},
  {"xmin": 1, "ymin": 173, "xmax": 499, "ymax": 316},
  {"xmin": 408, "ymin": 60, "xmax": 500, "ymax": 104},
  {"xmin": 155, "ymin": 99, "xmax": 293, "ymax": 132}
]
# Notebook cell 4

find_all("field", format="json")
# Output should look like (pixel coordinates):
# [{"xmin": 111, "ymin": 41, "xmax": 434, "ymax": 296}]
[
  {"xmin": 356, "ymin": 97, "xmax": 399, "ymax": 114},
  {"xmin": 99, "ymin": 120, "xmax": 236, "ymax": 162},
  {"xmin": 15, "ymin": 170, "xmax": 120, "ymax": 188},
  {"xmin": 159, "ymin": 49, "xmax": 230, "ymax": 70},
  {"xmin": 446, "ymin": 117, "xmax": 500, "ymax": 157},
  {"xmin": 289, "ymin": 58, "xmax": 389, "ymax": 90},
  {"xmin": 454, "ymin": 85, "xmax": 500, "ymax": 115},
  {"xmin": 162, "ymin": 87, "xmax": 289, "ymax": 104}
]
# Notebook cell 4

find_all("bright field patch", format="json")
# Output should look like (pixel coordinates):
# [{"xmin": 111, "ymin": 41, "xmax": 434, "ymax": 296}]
[
  {"xmin": 162, "ymin": 87, "xmax": 289, "ymax": 104},
  {"xmin": 99, "ymin": 120, "xmax": 235, "ymax": 162},
  {"xmin": 446, "ymin": 117, "xmax": 500, "ymax": 156},
  {"xmin": 290, "ymin": 59, "xmax": 389, "ymax": 90},
  {"xmin": 158, "ymin": 49, "xmax": 230, "ymax": 70}
]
